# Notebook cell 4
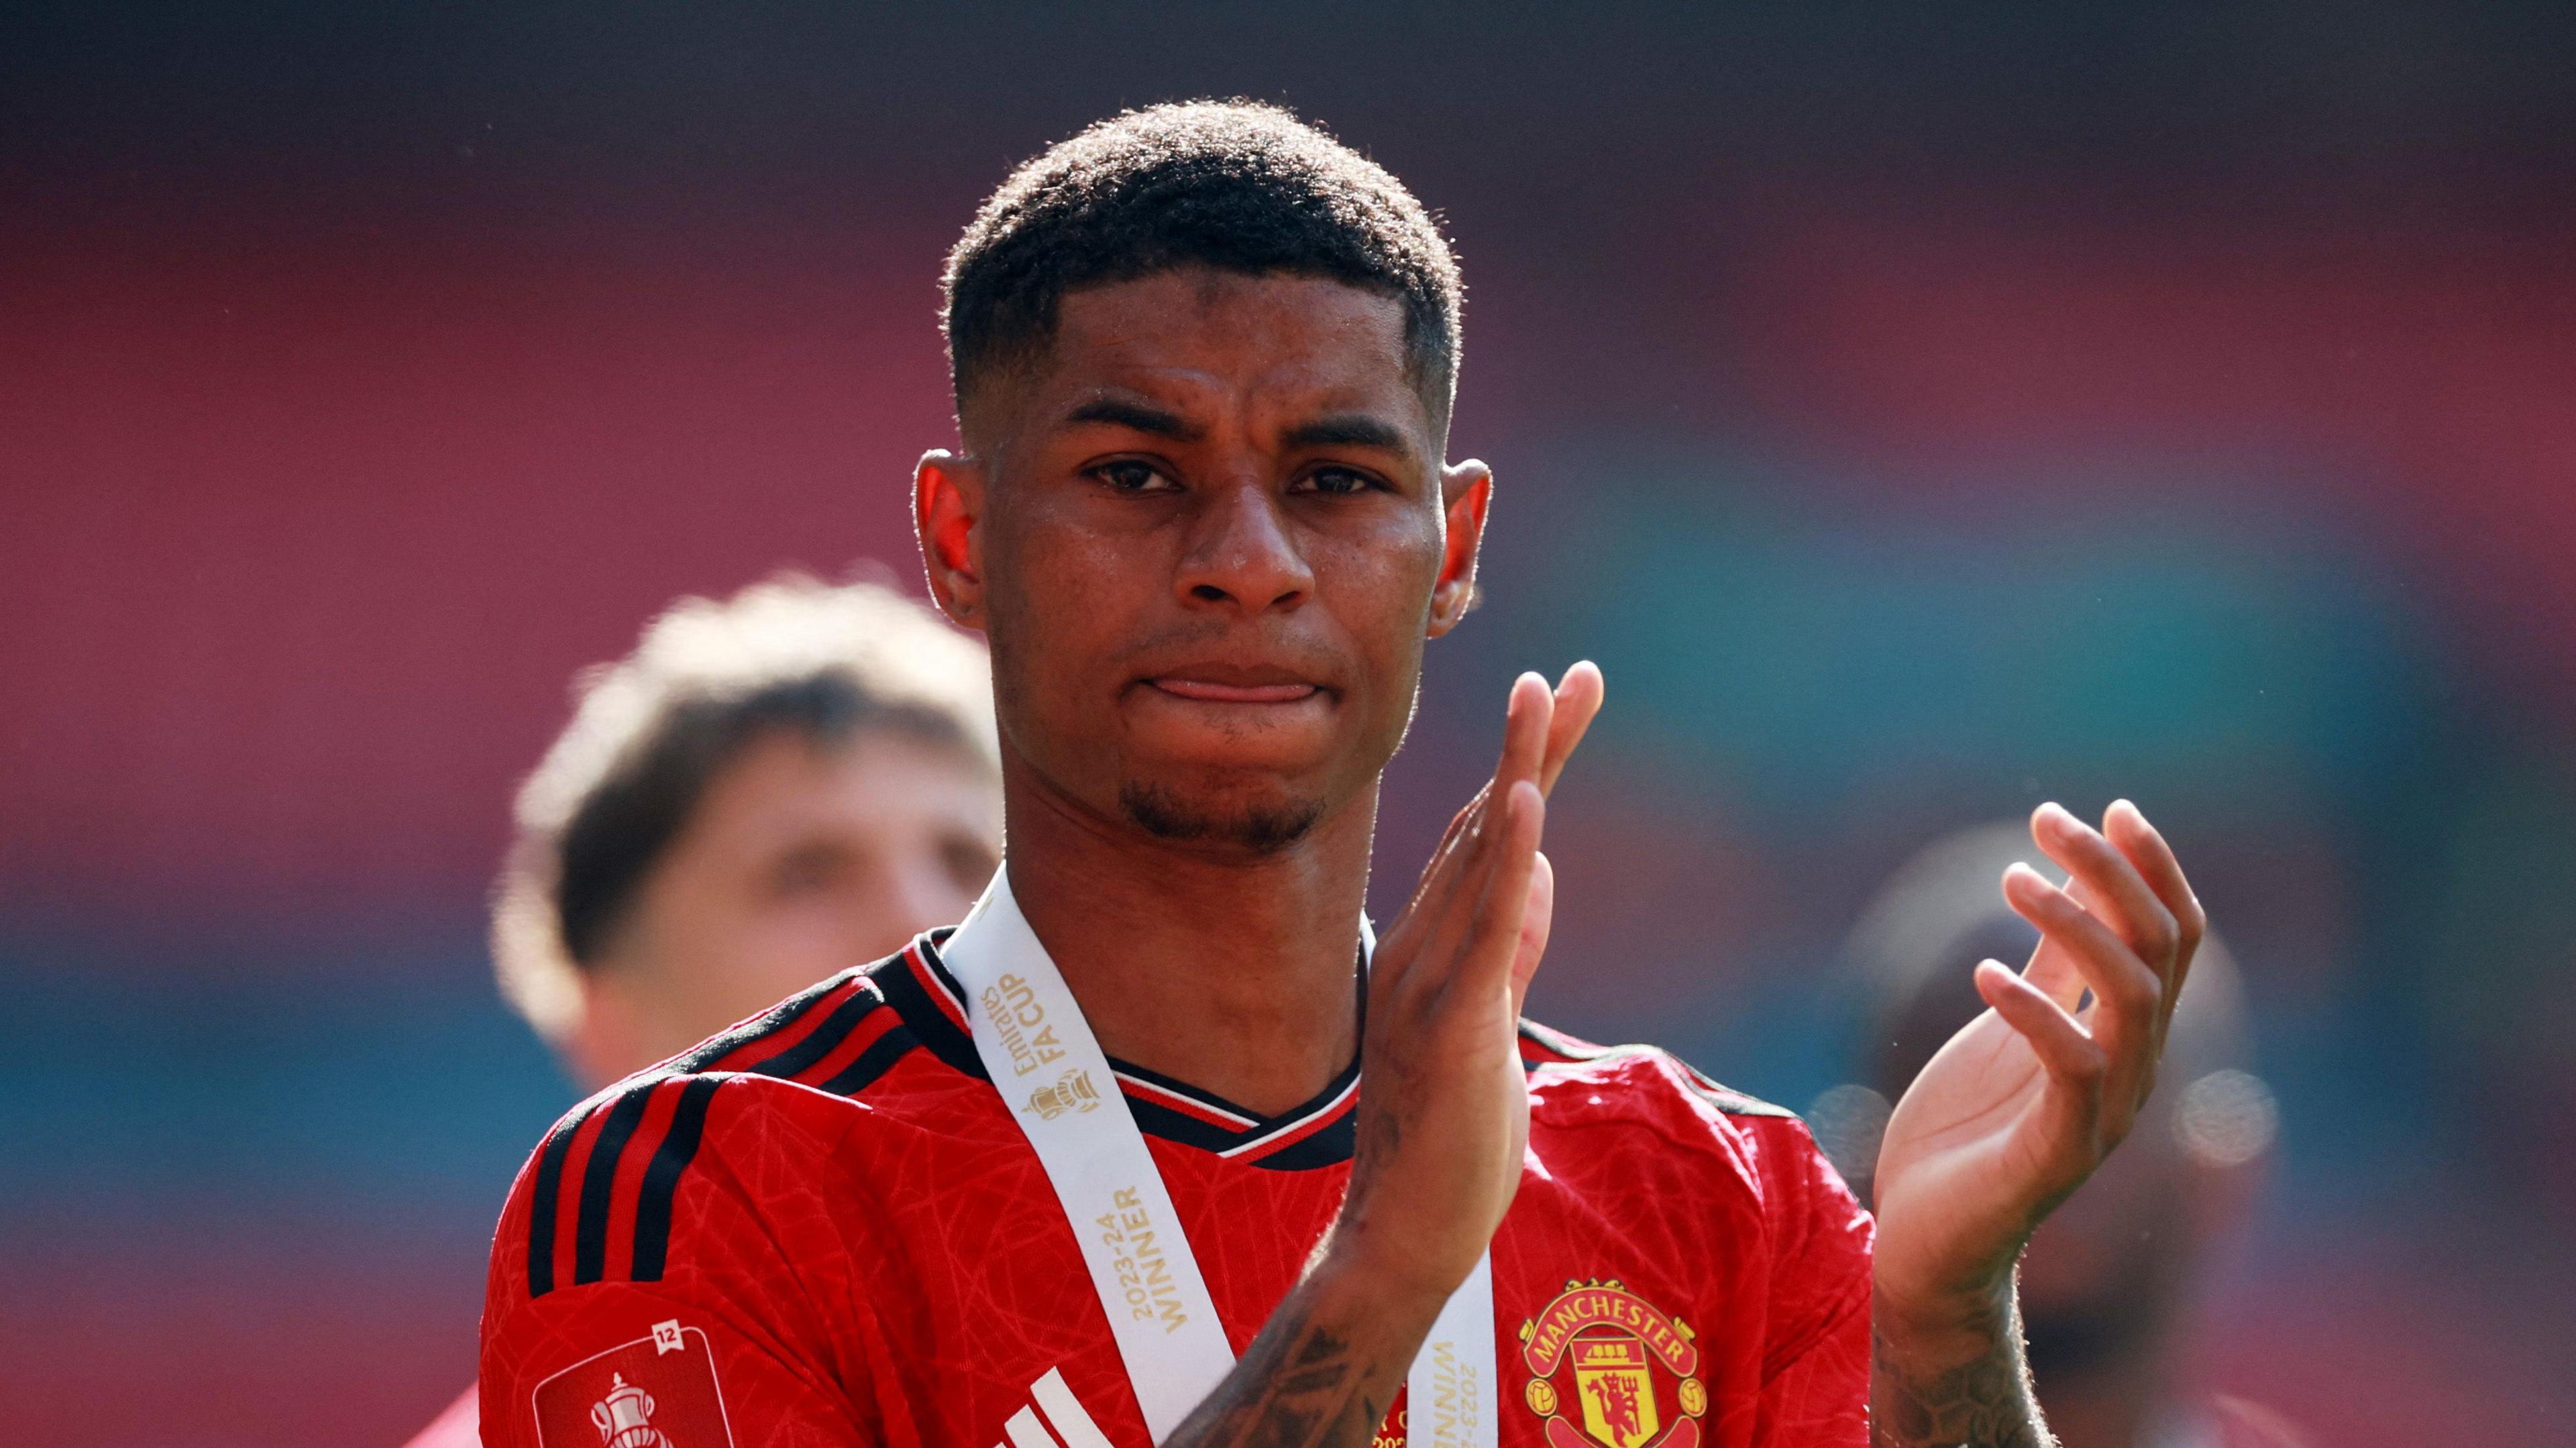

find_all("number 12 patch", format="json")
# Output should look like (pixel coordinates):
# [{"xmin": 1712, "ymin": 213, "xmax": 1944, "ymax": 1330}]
[{"xmin": 532, "ymin": 1319, "xmax": 738, "ymax": 1448}]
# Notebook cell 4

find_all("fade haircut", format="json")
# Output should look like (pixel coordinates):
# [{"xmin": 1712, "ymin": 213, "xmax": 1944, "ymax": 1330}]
[
  {"xmin": 943, "ymin": 99, "xmax": 1464, "ymax": 429},
  {"xmin": 492, "ymin": 573, "xmax": 997, "ymax": 1045}
]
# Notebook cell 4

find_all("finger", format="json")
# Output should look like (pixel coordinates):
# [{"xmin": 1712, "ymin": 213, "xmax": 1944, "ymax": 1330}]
[
  {"xmin": 1974, "ymin": 960, "xmax": 2106, "ymax": 1091},
  {"xmin": 1537, "ymin": 661, "xmax": 1604, "ymax": 797},
  {"xmin": 2004, "ymin": 865, "xmax": 2161, "ymax": 1027},
  {"xmin": 1975, "ymin": 960, "xmax": 2112, "ymax": 1190},
  {"xmin": 1461, "ymin": 779, "xmax": 1546, "ymax": 996},
  {"xmin": 1507, "ymin": 850, "xmax": 1554, "ymax": 1017},
  {"xmin": 1497, "ymin": 671, "xmax": 1554, "ymax": 790},
  {"xmin": 2019, "ymin": 930, "xmax": 2087, "ymax": 1012},
  {"xmin": 2103, "ymin": 799, "xmax": 2206, "ymax": 1017},
  {"xmin": 2031, "ymin": 802, "xmax": 2180, "ymax": 992},
  {"xmin": 1389, "ymin": 676, "xmax": 1556, "ymax": 995},
  {"xmin": 1446, "ymin": 675, "xmax": 1549, "ymax": 920},
  {"xmin": 2010, "ymin": 859, "xmax": 2084, "ymax": 1007},
  {"xmin": 1397, "ymin": 771, "xmax": 1529, "ymax": 1002},
  {"xmin": 1403, "ymin": 781, "xmax": 1489, "ymax": 917},
  {"xmin": 2003, "ymin": 863, "xmax": 2162, "ymax": 1122},
  {"xmin": 1401, "ymin": 671, "xmax": 1540, "ymax": 925},
  {"xmin": 1391, "ymin": 791, "xmax": 1476, "ymax": 942}
]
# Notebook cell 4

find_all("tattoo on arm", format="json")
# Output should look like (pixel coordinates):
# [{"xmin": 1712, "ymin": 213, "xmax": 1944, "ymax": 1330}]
[
  {"xmin": 1165, "ymin": 1298, "xmax": 1397, "ymax": 1448},
  {"xmin": 1868, "ymin": 1292, "xmax": 2054, "ymax": 1448}
]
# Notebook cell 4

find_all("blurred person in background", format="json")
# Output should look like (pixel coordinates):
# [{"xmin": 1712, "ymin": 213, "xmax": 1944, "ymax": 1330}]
[
  {"xmin": 1807, "ymin": 823, "xmax": 2298, "ymax": 1448},
  {"xmin": 403, "ymin": 571, "xmax": 1002, "ymax": 1448}
]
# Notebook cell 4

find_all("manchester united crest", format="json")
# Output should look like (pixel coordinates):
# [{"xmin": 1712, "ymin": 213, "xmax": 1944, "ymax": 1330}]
[{"xmin": 1517, "ymin": 1281, "xmax": 1704, "ymax": 1448}]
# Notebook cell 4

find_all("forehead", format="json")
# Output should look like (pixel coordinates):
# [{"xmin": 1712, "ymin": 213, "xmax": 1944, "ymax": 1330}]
[
  {"xmin": 1025, "ymin": 270, "xmax": 1429, "ymax": 436},
  {"xmin": 698, "ymin": 728, "xmax": 989, "ymax": 832}
]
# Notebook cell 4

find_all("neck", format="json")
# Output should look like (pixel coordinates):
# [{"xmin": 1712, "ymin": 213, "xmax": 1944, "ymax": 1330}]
[{"xmin": 1000, "ymin": 758, "xmax": 1375, "ymax": 1118}]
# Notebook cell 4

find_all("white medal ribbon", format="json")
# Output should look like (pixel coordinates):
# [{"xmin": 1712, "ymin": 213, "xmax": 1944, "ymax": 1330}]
[{"xmin": 943, "ymin": 869, "xmax": 1498, "ymax": 1448}]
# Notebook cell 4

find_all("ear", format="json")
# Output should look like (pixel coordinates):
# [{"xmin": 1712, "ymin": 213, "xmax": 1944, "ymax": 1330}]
[
  {"xmin": 564, "ymin": 972, "xmax": 637, "ymax": 1093},
  {"xmin": 1427, "ymin": 458, "xmax": 1492, "ymax": 638},
  {"xmin": 915, "ymin": 449, "xmax": 990, "ymax": 630}
]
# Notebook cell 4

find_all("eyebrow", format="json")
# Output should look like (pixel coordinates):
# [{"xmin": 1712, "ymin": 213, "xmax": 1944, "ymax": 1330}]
[
  {"xmin": 1064, "ymin": 396, "xmax": 1204, "ymax": 443},
  {"xmin": 1281, "ymin": 412, "xmax": 1413, "ymax": 459},
  {"xmin": 1061, "ymin": 396, "xmax": 1416, "ymax": 462}
]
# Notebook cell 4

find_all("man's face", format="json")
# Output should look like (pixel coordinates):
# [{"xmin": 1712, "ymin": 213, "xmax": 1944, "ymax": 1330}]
[
  {"xmin": 580, "ymin": 728, "xmax": 1001, "ymax": 1082},
  {"xmin": 932, "ymin": 268, "xmax": 1483, "ymax": 852}
]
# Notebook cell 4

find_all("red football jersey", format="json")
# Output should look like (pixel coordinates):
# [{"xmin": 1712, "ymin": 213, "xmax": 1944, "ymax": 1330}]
[{"xmin": 480, "ymin": 934, "xmax": 1873, "ymax": 1448}]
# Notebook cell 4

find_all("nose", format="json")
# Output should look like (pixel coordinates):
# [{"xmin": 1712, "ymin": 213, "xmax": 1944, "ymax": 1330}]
[{"xmin": 1175, "ymin": 477, "xmax": 1313, "ymax": 614}]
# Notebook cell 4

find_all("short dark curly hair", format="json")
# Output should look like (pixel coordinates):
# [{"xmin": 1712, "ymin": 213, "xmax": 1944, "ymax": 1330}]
[{"xmin": 943, "ymin": 100, "xmax": 1464, "ymax": 428}]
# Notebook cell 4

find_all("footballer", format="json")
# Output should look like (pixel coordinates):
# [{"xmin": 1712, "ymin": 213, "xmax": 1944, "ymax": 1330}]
[{"xmin": 479, "ymin": 103, "xmax": 2204, "ymax": 1448}]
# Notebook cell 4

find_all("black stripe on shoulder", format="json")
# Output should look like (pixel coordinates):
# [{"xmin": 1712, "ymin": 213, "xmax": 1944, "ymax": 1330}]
[
  {"xmin": 815, "ymin": 1021, "xmax": 921, "ymax": 1097},
  {"xmin": 748, "ymin": 985, "xmax": 881, "ymax": 1080},
  {"xmin": 869, "ymin": 940, "xmax": 985, "ymax": 1079},
  {"xmin": 1674, "ymin": 1066, "xmax": 1799, "ymax": 1121},
  {"xmin": 525, "ymin": 1099, "xmax": 596, "ymax": 1298},
  {"xmin": 572, "ymin": 1079, "xmax": 659, "ymax": 1286},
  {"xmin": 912, "ymin": 930, "xmax": 976, "ymax": 1009},
  {"xmin": 631, "ymin": 1074, "xmax": 726, "ymax": 1283},
  {"xmin": 680, "ymin": 969, "xmax": 855, "ymax": 1072},
  {"xmin": 1518, "ymin": 1017, "xmax": 1609, "ymax": 1064}
]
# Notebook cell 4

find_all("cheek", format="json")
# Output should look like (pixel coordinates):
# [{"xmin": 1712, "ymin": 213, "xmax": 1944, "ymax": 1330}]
[
  {"xmin": 986, "ymin": 507, "xmax": 1138, "ymax": 677},
  {"xmin": 983, "ymin": 514, "xmax": 1181, "ymax": 782},
  {"xmin": 909, "ymin": 862, "xmax": 985, "ymax": 928},
  {"xmin": 717, "ymin": 895, "xmax": 883, "ymax": 995},
  {"xmin": 975, "ymin": 522, "xmax": 1067, "ymax": 737},
  {"xmin": 1323, "ymin": 512, "xmax": 1444, "ymax": 655}
]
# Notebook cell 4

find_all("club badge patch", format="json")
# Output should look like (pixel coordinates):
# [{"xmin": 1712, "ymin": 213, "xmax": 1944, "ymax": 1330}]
[
  {"xmin": 532, "ymin": 1319, "xmax": 738, "ymax": 1448},
  {"xmin": 1517, "ymin": 1282, "xmax": 1705, "ymax": 1448}
]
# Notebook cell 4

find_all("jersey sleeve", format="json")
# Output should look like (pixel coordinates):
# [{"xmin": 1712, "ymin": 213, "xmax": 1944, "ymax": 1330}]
[
  {"xmin": 479, "ymin": 1073, "xmax": 874, "ymax": 1448},
  {"xmin": 1741, "ymin": 1115, "xmax": 1873, "ymax": 1448}
]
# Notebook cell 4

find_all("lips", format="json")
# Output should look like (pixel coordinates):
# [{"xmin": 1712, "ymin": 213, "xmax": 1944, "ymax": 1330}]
[
  {"xmin": 1148, "ymin": 677, "xmax": 1320, "ymax": 704},
  {"xmin": 1140, "ymin": 661, "xmax": 1327, "ymax": 704}
]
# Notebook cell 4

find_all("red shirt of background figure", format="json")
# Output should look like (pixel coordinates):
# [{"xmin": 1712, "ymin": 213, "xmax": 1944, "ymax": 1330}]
[{"xmin": 480, "ymin": 936, "xmax": 1872, "ymax": 1448}]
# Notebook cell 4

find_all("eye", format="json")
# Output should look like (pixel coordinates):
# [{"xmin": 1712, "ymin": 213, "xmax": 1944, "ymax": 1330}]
[
  {"xmin": 939, "ymin": 831, "xmax": 1000, "ymax": 894},
  {"xmin": 765, "ymin": 842, "xmax": 848, "ymax": 898},
  {"xmin": 1293, "ymin": 466, "xmax": 1379, "ymax": 496},
  {"xmin": 1089, "ymin": 459, "xmax": 1179, "ymax": 494}
]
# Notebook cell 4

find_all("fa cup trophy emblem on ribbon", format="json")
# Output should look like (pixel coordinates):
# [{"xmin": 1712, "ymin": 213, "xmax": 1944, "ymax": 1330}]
[{"xmin": 1027, "ymin": 1066, "xmax": 1102, "ymax": 1119}]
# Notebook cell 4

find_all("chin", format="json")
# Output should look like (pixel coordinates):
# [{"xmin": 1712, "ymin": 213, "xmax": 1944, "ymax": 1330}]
[{"xmin": 1118, "ymin": 773, "xmax": 1327, "ymax": 853}]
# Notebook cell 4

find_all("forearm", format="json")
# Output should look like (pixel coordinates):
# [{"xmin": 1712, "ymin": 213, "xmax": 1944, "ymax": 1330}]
[
  {"xmin": 1162, "ymin": 1238, "xmax": 1448, "ymax": 1448},
  {"xmin": 1867, "ymin": 1282, "xmax": 2053, "ymax": 1448}
]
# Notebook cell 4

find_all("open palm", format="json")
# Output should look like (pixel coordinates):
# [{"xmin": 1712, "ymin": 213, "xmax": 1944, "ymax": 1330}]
[{"xmin": 1870, "ymin": 801, "xmax": 2204, "ymax": 1321}]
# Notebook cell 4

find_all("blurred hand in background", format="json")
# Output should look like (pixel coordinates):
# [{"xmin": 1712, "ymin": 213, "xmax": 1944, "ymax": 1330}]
[{"xmin": 1818, "ymin": 821, "xmax": 2296, "ymax": 1448}]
